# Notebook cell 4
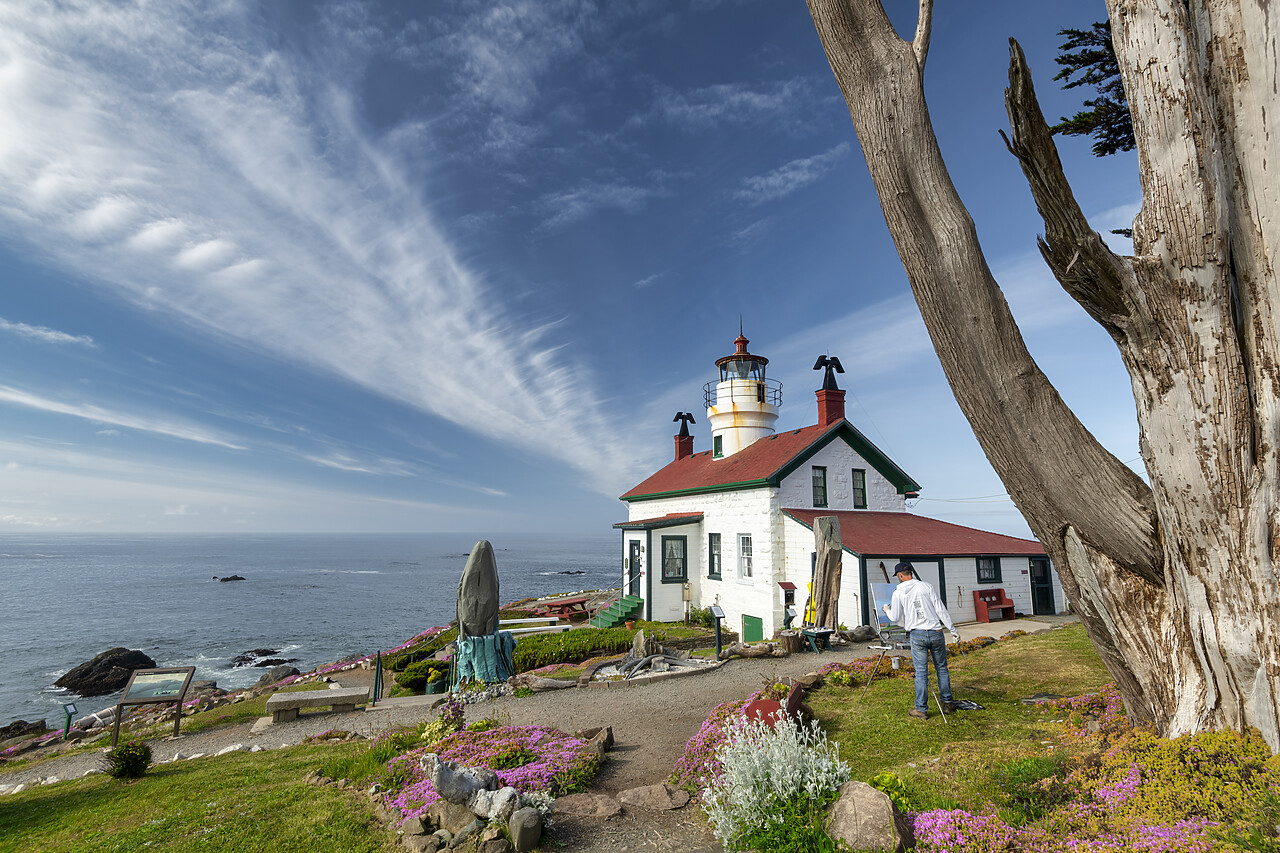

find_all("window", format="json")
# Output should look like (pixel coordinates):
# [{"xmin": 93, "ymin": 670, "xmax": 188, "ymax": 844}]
[
  {"xmin": 738, "ymin": 534, "xmax": 753, "ymax": 579},
  {"xmin": 661, "ymin": 536, "xmax": 687, "ymax": 582},
  {"xmin": 812, "ymin": 466, "xmax": 828, "ymax": 507},
  {"xmin": 852, "ymin": 468, "xmax": 867, "ymax": 509},
  {"xmin": 708, "ymin": 533, "xmax": 722, "ymax": 579},
  {"xmin": 977, "ymin": 556, "xmax": 1002, "ymax": 583},
  {"xmin": 713, "ymin": 435, "xmax": 723, "ymax": 458}
]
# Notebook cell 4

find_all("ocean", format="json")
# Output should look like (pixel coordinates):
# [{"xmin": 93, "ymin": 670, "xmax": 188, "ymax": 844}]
[{"xmin": 0, "ymin": 532, "xmax": 620, "ymax": 727}]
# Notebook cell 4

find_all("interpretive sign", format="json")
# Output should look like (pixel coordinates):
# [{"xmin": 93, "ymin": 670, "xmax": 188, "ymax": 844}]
[{"xmin": 112, "ymin": 666, "xmax": 196, "ymax": 746}]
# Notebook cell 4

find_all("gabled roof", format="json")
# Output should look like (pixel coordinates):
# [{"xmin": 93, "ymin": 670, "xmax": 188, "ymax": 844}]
[
  {"xmin": 619, "ymin": 420, "xmax": 921, "ymax": 502},
  {"xmin": 612, "ymin": 512, "xmax": 704, "ymax": 530},
  {"xmin": 783, "ymin": 509, "xmax": 1045, "ymax": 557}
]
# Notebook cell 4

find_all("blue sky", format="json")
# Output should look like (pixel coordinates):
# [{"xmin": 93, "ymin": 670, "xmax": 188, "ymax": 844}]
[{"xmin": 0, "ymin": 0, "xmax": 1141, "ymax": 536}]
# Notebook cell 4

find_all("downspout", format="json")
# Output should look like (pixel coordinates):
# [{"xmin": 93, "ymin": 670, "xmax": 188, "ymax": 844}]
[
  {"xmin": 646, "ymin": 528, "xmax": 653, "ymax": 622},
  {"xmin": 858, "ymin": 553, "xmax": 870, "ymax": 627}
]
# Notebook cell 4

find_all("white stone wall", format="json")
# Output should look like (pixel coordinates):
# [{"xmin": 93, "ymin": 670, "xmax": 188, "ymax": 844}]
[
  {"xmin": 781, "ymin": 515, "xmax": 867, "ymax": 628},
  {"xmin": 777, "ymin": 440, "xmax": 906, "ymax": 512},
  {"xmin": 647, "ymin": 522, "xmax": 701, "ymax": 623},
  {"xmin": 626, "ymin": 487, "xmax": 783, "ymax": 638},
  {"xmin": 944, "ymin": 556, "xmax": 1050, "ymax": 623}
]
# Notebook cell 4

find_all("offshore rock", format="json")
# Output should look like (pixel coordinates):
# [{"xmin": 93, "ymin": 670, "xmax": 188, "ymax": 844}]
[
  {"xmin": 254, "ymin": 665, "xmax": 300, "ymax": 688},
  {"xmin": 55, "ymin": 648, "xmax": 157, "ymax": 696},
  {"xmin": 457, "ymin": 540, "xmax": 500, "ymax": 639}
]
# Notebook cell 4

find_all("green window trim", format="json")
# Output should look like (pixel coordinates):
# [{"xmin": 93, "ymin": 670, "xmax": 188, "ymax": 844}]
[
  {"xmin": 707, "ymin": 532, "xmax": 722, "ymax": 580},
  {"xmin": 713, "ymin": 435, "xmax": 724, "ymax": 458},
  {"xmin": 852, "ymin": 468, "xmax": 867, "ymax": 509},
  {"xmin": 977, "ymin": 556, "xmax": 1002, "ymax": 584},
  {"xmin": 660, "ymin": 535, "xmax": 688, "ymax": 583},
  {"xmin": 812, "ymin": 465, "xmax": 828, "ymax": 508}
]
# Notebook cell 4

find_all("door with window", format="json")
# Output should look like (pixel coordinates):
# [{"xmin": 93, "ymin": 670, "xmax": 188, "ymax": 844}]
[
  {"xmin": 628, "ymin": 541, "xmax": 642, "ymax": 597},
  {"xmin": 1030, "ymin": 557, "xmax": 1055, "ymax": 615}
]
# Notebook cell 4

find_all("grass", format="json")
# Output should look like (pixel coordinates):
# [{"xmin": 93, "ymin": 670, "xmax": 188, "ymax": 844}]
[
  {"xmin": 169, "ymin": 683, "xmax": 324, "ymax": 735},
  {"xmin": 0, "ymin": 742, "xmax": 398, "ymax": 853},
  {"xmin": 810, "ymin": 623, "xmax": 1111, "ymax": 813}
]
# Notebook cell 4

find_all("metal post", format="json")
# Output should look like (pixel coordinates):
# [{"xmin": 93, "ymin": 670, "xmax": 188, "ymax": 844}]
[
  {"xmin": 372, "ymin": 651, "xmax": 383, "ymax": 707},
  {"xmin": 714, "ymin": 616, "xmax": 722, "ymax": 660},
  {"xmin": 62, "ymin": 706, "xmax": 73, "ymax": 740}
]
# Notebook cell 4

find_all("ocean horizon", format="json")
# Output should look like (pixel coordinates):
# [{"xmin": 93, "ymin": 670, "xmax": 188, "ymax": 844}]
[{"xmin": 1, "ymin": 532, "xmax": 619, "ymax": 727}]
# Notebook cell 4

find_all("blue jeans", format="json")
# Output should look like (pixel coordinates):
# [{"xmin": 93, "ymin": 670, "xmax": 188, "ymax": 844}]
[{"xmin": 910, "ymin": 630, "xmax": 953, "ymax": 712}]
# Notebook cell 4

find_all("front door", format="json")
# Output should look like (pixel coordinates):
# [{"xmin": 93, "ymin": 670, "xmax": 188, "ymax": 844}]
[
  {"xmin": 628, "ymin": 541, "xmax": 642, "ymax": 597},
  {"xmin": 1030, "ymin": 557, "xmax": 1055, "ymax": 615}
]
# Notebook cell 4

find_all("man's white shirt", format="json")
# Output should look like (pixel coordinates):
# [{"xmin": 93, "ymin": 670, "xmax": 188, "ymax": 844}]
[{"xmin": 883, "ymin": 577, "xmax": 956, "ymax": 633}]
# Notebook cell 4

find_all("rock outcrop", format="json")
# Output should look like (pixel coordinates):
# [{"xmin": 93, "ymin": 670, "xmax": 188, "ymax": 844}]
[{"xmin": 55, "ymin": 648, "xmax": 157, "ymax": 696}]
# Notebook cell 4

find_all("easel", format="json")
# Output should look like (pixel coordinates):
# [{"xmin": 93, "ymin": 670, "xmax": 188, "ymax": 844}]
[{"xmin": 859, "ymin": 628, "xmax": 909, "ymax": 702}]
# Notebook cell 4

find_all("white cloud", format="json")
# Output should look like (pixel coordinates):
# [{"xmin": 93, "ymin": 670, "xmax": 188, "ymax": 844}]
[
  {"xmin": 0, "ymin": 317, "xmax": 95, "ymax": 347},
  {"xmin": 536, "ymin": 178, "xmax": 668, "ymax": 232},
  {"xmin": 0, "ymin": 1, "xmax": 645, "ymax": 494},
  {"xmin": 645, "ymin": 79, "xmax": 815, "ymax": 129},
  {"xmin": 0, "ymin": 385, "xmax": 246, "ymax": 450},
  {"xmin": 735, "ymin": 142, "xmax": 850, "ymax": 206}
]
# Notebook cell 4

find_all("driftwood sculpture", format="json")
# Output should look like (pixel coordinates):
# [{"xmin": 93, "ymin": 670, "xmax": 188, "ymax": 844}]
[
  {"xmin": 811, "ymin": 516, "xmax": 842, "ymax": 629},
  {"xmin": 718, "ymin": 642, "xmax": 788, "ymax": 660}
]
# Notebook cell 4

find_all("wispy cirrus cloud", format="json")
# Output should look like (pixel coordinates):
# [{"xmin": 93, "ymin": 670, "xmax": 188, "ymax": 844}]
[
  {"xmin": 535, "ymin": 177, "xmax": 670, "ymax": 232},
  {"xmin": 0, "ymin": 385, "xmax": 246, "ymax": 450},
  {"xmin": 643, "ymin": 79, "xmax": 816, "ymax": 130},
  {"xmin": 0, "ymin": 0, "xmax": 642, "ymax": 493},
  {"xmin": 0, "ymin": 317, "xmax": 95, "ymax": 347},
  {"xmin": 735, "ymin": 142, "xmax": 850, "ymax": 205}
]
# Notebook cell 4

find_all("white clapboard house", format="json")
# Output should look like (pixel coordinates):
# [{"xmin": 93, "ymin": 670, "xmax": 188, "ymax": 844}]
[{"xmin": 608, "ymin": 334, "xmax": 1064, "ymax": 641}]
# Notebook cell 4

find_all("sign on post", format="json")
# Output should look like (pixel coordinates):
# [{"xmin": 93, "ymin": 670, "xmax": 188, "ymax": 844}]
[{"xmin": 112, "ymin": 666, "xmax": 196, "ymax": 747}]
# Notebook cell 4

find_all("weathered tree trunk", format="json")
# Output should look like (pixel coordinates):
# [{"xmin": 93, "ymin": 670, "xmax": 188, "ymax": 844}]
[
  {"xmin": 805, "ymin": 0, "xmax": 1280, "ymax": 749},
  {"xmin": 719, "ymin": 642, "xmax": 786, "ymax": 660},
  {"xmin": 813, "ymin": 516, "xmax": 843, "ymax": 629}
]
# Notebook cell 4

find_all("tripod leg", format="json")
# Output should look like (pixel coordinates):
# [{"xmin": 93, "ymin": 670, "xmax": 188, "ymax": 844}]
[
  {"xmin": 933, "ymin": 689, "xmax": 949, "ymax": 724},
  {"xmin": 858, "ymin": 649, "xmax": 889, "ymax": 703}
]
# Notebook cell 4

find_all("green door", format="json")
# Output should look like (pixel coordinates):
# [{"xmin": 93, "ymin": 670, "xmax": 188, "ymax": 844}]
[{"xmin": 742, "ymin": 614, "xmax": 764, "ymax": 643}]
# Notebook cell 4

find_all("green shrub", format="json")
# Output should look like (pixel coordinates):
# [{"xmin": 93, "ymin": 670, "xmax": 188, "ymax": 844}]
[
  {"xmin": 736, "ymin": 790, "xmax": 843, "ymax": 853},
  {"xmin": 687, "ymin": 606, "xmax": 714, "ymax": 629},
  {"xmin": 395, "ymin": 659, "xmax": 450, "ymax": 692},
  {"xmin": 511, "ymin": 627, "xmax": 634, "ymax": 672},
  {"xmin": 870, "ymin": 771, "xmax": 913, "ymax": 814},
  {"xmin": 390, "ymin": 628, "xmax": 457, "ymax": 671},
  {"xmin": 104, "ymin": 740, "xmax": 152, "ymax": 779},
  {"xmin": 492, "ymin": 746, "xmax": 539, "ymax": 770}
]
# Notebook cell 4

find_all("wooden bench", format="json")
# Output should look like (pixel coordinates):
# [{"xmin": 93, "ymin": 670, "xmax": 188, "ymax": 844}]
[
  {"xmin": 264, "ymin": 687, "xmax": 369, "ymax": 723},
  {"xmin": 504, "ymin": 624, "xmax": 572, "ymax": 636},
  {"xmin": 541, "ymin": 597, "xmax": 588, "ymax": 618},
  {"xmin": 973, "ymin": 588, "xmax": 1016, "ymax": 622},
  {"xmin": 800, "ymin": 627, "xmax": 835, "ymax": 652}
]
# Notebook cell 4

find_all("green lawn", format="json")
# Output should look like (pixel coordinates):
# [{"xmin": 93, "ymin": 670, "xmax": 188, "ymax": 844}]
[
  {"xmin": 810, "ymin": 622, "xmax": 1111, "ymax": 812},
  {"xmin": 0, "ymin": 743, "xmax": 397, "ymax": 853}
]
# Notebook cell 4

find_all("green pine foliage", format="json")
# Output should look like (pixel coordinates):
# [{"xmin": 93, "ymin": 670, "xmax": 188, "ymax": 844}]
[{"xmin": 1051, "ymin": 21, "xmax": 1135, "ymax": 157}]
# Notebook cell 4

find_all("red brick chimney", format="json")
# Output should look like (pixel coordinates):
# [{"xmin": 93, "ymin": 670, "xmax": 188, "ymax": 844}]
[
  {"xmin": 673, "ymin": 411, "xmax": 696, "ymax": 460},
  {"xmin": 816, "ymin": 388, "xmax": 845, "ymax": 426}
]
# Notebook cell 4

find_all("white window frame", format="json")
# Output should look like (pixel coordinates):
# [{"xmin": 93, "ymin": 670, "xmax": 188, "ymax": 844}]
[{"xmin": 737, "ymin": 534, "xmax": 753, "ymax": 580}]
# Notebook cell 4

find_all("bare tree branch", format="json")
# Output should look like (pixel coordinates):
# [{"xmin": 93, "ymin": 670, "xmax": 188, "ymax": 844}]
[
  {"xmin": 1001, "ymin": 39, "xmax": 1135, "ymax": 333},
  {"xmin": 913, "ymin": 0, "xmax": 933, "ymax": 71}
]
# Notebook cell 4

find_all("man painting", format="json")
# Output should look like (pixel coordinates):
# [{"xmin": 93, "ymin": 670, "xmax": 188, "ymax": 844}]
[{"xmin": 883, "ymin": 561, "xmax": 959, "ymax": 719}]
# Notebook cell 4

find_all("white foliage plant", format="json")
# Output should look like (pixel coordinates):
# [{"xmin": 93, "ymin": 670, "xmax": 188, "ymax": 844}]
[{"xmin": 701, "ymin": 714, "xmax": 851, "ymax": 846}]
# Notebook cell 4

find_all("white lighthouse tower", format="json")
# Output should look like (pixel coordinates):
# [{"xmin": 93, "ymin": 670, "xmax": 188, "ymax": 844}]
[{"xmin": 704, "ymin": 332, "xmax": 782, "ymax": 459}]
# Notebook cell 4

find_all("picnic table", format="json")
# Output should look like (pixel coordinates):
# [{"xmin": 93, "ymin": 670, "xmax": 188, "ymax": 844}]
[{"xmin": 541, "ymin": 596, "xmax": 589, "ymax": 618}]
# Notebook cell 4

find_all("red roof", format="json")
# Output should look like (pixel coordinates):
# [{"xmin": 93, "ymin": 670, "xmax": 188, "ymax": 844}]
[
  {"xmin": 612, "ymin": 512, "xmax": 704, "ymax": 530},
  {"xmin": 620, "ymin": 421, "xmax": 920, "ymax": 500},
  {"xmin": 783, "ymin": 509, "xmax": 1045, "ymax": 557}
]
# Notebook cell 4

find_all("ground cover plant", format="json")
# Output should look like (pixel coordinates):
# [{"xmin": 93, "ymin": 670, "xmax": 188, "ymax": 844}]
[
  {"xmin": 510, "ymin": 626, "xmax": 635, "ymax": 672},
  {"xmin": 384, "ymin": 724, "xmax": 598, "ymax": 824},
  {"xmin": 0, "ymin": 742, "xmax": 397, "ymax": 853}
]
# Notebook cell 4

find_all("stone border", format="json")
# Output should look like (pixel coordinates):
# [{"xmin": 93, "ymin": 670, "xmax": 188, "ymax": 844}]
[{"xmin": 583, "ymin": 658, "xmax": 725, "ymax": 689}]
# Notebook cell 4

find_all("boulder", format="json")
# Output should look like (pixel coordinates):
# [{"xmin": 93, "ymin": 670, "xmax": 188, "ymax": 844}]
[
  {"xmin": 470, "ymin": 786, "xmax": 520, "ymax": 823},
  {"xmin": 427, "ymin": 799, "xmax": 478, "ymax": 836},
  {"xmin": 508, "ymin": 807, "xmax": 543, "ymax": 852},
  {"xmin": 0, "ymin": 720, "xmax": 47, "ymax": 743},
  {"xmin": 457, "ymin": 540, "xmax": 500, "ymax": 639},
  {"xmin": 402, "ymin": 816, "xmax": 428, "ymax": 836},
  {"xmin": 254, "ymin": 666, "xmax": 300, "ymax": 688},
  {"xmin": 552, "ymin": 793, "xmax": 622, "ymax": 819},
  {"xmin": 825, "ymin": 780, "xmax": 914, "ymax": 853},
  {"xmin": 420, "ymin": 753, "xmax": 499, "ymax": 805},
  {"xmin": 480, "ymin": 840, "xmax": 512, "ymax": 853},
  {"xmin": 618, "ymin": 783, "xmax": 690, "ymax": 811},
  {"xmin": 402, "ymin": 834, "xmax": 439, "ymax": 853},
  {"xmin": 55, "ymin": 648, "xmax": 157, "ymax": 696}
]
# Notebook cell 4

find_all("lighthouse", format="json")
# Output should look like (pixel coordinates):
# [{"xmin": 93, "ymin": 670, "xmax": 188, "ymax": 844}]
[{"xmin": 704, "ymin": 332, "xmax": 782, "ymax": 458}]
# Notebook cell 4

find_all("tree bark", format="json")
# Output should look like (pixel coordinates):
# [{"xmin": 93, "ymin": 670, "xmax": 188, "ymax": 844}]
[
  {"xmin": 806, "ymin": 0, "xmax": 1280, "ymax": 749},
  {"xmin": 813, "ymin": 516, "xmax": 843, "ymax": 629}
]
